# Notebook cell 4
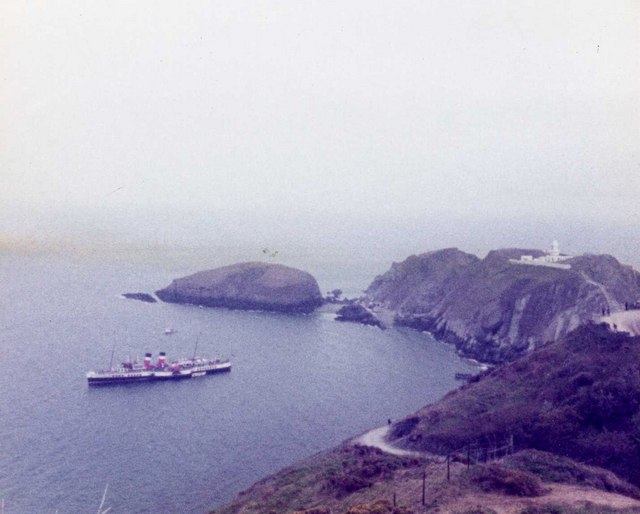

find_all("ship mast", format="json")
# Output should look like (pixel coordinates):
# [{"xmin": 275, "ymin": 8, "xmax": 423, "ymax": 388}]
[{"xmin": 193, "ymin": 333, "xmax": 200, "ymax": 359}]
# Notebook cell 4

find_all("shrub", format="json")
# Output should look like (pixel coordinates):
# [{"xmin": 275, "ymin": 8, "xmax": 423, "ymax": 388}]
[
  {"xmin": 469, "ymin": 463, "xmax": 545, "ymax": 497},
  {"xmin": 326, "ymin": 473, "xmax": 372, "ymax": 497},
  {"xmin": 322, "ymin": 446, "xmax": 425, "ymax": 499},
  {"xmin": 503, "ymin": 450, "xmax": 640, "ymax": 499},
  {"xmin": 518, "ymin": 504, "xmax": 640, "ymax": 514},
  {"xmin": 455, "ymin": 508, "xmax": 499, "ymax": 514},
  {"xmin": 390, "ymin": 417, "xmax": 420, "ymax": 439},
  {"xmin": 293, "ymin": 507, "xmax": 331, "ymax": 514},
  {"xmin": 345, "ymin": 500, "xmax": 414, "ymax": 513}
]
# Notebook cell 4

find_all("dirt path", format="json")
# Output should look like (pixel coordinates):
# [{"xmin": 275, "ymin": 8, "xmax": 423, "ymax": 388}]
[
  {"xmin": 579, "ymin": 271, "xmax": 621, "ymax": 312},
  {"xmin": 578, "ymin": 271, "xmax": 640, "ymax": 335},
  {"xmin": 449, "ymin": 483, "xmax": 640, "ymax": 513},
  {"xmin": 602, "ymin": 310, "xmax": 640, "ymax": 336},
  {"xmin": 354, "ymin": 426, "xmax": 640, "ymax": 513},
  {"xmin": 352, "ymin": 426, "xmax": 421, "ymax": 457}
]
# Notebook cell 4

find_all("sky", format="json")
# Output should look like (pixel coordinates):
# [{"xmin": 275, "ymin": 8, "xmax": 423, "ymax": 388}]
[{"xmin": 1, "ymin": 1, "xmax": 639, "ymax": 263}]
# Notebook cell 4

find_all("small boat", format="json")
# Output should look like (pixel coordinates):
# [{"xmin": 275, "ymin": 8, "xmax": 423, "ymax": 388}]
[
  {"xmin": 164, "ymin": 328, "xmax": 176, "ymax": 335},
  {"xmin": 86, "ymin": 351, "xmax": 231, "ymax": 386}
]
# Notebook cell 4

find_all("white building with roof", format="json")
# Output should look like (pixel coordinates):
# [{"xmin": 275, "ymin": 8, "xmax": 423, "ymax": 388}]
[{"xmin": 510, "ymin": 240, "xmax": 572, "ymax": 270}]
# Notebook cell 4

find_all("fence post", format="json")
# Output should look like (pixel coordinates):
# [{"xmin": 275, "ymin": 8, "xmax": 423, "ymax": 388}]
[
  {"xmin": 393, "ymin": 491, "xmax": 396, "ymax": 507},
  {"xmin": 422, "ymin": 470, "xmax": 426, "ymax": 505},
  {"xmin": 446, "ymin": 454, "xmax": 450, "ymax": 481},
  {"xmin": 467, "ymin": 445, "xmax": 470, "ymax": 471}
]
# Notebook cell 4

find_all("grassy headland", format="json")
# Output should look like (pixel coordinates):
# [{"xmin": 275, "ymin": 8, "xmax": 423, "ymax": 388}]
[{"xmin": 214, "ymin": 323, "xmax": 640, "ymax": 513}]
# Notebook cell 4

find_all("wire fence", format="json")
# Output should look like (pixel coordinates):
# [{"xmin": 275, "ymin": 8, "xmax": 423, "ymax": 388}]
[
  {"xmin": 452, "ymin": 434, "xmax": 516, "ymax": 467},
  {"xmin": 390, "ymin": 434, "xmax": 517, "ymax": 510}
]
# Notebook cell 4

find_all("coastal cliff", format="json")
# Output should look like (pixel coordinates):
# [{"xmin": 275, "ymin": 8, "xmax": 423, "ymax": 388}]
[
  {"xmin": 155, "ymin": 262, "xmax": 324, "ymax": 314},
  {"xmin": 214, "ymin": 324, "xmax": 640, "ymax": 513},
  {"xmin": 209, "ymin": 249, "xmax": 640, "ymax": 514},
  {"xmin": 388, "ymin": 323, "xmax": 640, "ymax": 487},
  {"xmin": 363, "ymin": 248, "xmax": 640, "ymax": 363}
]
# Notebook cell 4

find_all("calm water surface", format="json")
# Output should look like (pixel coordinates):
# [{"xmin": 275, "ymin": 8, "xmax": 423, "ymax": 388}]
[{"xmin": 0, "ymin": 253, "xmax": 477, "ymax": 513}]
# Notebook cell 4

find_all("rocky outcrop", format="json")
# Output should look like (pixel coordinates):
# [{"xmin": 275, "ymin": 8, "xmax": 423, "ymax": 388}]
[
  {"xmin": 364, "ymin": 248, "xmax": 640, "ymax": 363},
  {"xmin": 155, "ymin": 262, "xmax": 324, "ymax": 314},
  {"xmin": 122, "ymin": 292, "xmax": 157, "ymax": 303},
  {"xmin": 335, "ymin": 304, "xmax": 383, "ymax": 328}
]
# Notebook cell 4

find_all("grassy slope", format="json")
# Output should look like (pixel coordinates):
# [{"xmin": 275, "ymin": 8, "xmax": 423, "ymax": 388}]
[
  {"xmin": 213, "ymin": 444, "xmax": 640, "ymax": 513},
  {"xmin": 389, "ymin": 323, "xmax": 640, "ymax": 486},
  {"xmin": 214, "ymin": 324, "xmax": 640, "ymax": 513},
  {"xmin": 213, "ymin": 445, "xmax": 433, "ymax": 514}
]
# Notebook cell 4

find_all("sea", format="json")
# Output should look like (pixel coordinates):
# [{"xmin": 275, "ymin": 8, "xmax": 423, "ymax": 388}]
[{"xmin": 0, "ymin": 250, "xmax": 478, "ymax": 513}]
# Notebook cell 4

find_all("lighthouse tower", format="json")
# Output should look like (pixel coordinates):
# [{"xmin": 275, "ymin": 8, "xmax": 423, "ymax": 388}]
[
  {"xmin": 549, "ymin": 240, "xmax": 560, "ymax": 261},
  {"xmin": 510, "ymin": 240, "xmax": 571, "ymax": 269}
]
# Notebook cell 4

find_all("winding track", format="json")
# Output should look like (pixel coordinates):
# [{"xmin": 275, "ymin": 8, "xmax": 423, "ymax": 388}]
[
  {"xmin": 352, "ymin": 426, "xmax": 421, "ymax": 456},
  {"xmin": 579, "ymin": 271, "xmax": 621, "ymax": 311}
]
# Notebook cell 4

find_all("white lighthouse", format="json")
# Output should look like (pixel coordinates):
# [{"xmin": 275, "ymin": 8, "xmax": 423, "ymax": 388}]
[
  {"xmin": 509, "ymin": 240, "xmax": 571, "ymax": 269},
  {"xmin": 549, "ymin": 240, "xmax": 561, "ymax": 262}
]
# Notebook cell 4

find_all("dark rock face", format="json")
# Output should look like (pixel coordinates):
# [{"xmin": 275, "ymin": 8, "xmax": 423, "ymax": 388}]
[
  {"xmin": 122, "ymin": 292, "xmax": 157, "ymax": 303},
  {"xmin": 365, "ymin": 248, "xmax": 640, "ymax": 363},
  {"xmin": 155, "ymin": 262, "xmax": 324, "ymax": 314},
  {"xmin": 335, "ymin": 304, "xmax": 383, "ymax": 328}
]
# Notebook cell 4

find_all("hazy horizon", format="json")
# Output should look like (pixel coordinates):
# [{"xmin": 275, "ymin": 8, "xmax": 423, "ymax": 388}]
[
  {"xmin": 3, "ymin": 204, "xmax": 640, "ymax": 270},
  {"xmin": 2, "ymin": 1, "xmax": 639, "ymax": 268}
]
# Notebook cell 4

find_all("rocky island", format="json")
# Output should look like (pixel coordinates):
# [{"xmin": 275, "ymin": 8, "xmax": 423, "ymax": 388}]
[
  {"xmin": 155, "ymin": 262, "xmax": 324, "ymax": 314},
  {"xmin": 209, "ymin": 245, "xmax": 640, "ymax": 513},
  {"xmin": 122, "ymin": 292, "xmax": 157, "ymax": 303},
  {"xmin": 344, "ymin": 245, "xmax": 640, "ymax": 363},
  {"xmin": 335, "ymin": 304, "xmax": 383, "ymax": 328}
]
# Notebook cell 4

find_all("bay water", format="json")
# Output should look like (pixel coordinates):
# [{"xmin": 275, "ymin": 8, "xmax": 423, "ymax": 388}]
[{"xmin": 0, "ymin": 251, "xmax": 477, "ymax": 513}]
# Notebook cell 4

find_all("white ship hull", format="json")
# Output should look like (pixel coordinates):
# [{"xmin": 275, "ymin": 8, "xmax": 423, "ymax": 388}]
[{"xmin": 87, "ymin": 356, "xmax": 231, "ymax": 386}]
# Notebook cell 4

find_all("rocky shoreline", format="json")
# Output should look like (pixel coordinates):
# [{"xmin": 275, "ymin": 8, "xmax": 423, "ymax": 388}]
[
  {"xmin": 115, "ymin": 247, "xmax": 640, "ymax": 512},
  {"xmin": 127, "ymin": 247, "xmax": 640, "ymax": 366},
  {"xmin": 121, "ymin": 292, "xmax": 157, "ymax": 303},
  {"xmin": 339, "ymin": 248, "xmax": 640, "ymax": 364},
  {"xmin": 212, "ymin": 323, "xmax": 640, "ymax": 514}
]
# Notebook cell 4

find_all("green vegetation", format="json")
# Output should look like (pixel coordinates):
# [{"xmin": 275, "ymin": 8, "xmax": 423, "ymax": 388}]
[
  {"xmin": 466, "ymin": 463, "xmax": 545, "ymax": 497},
  {"xmin": 455, "ymin": 509, "xmax": 498, "ymax": 514},
  {"xmin": 343, "ymin": 500, "xmax": 414, "ymax": 513},
  {"xmin": 390, "ymin": 323, "xmax": 640, "ymax": 486},
  {"xmin": 214, "ymin": 446, "xmax": 429, "ymax": 514},
  {"xmin": 215, "ymin": 324, "xmax": 640, "ymax": 513},
  {"xmin": 323, "ymin": 446, "xmax": 424, "ymax": 498},
  {"xmin": 502, "ymin": 450, "xmax": 640, "ymax": 498},
  {"xmin": 520, "ymin": 506, "xmax": 640, "ymax": 514}
]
